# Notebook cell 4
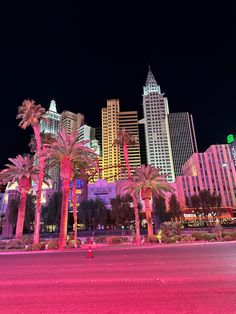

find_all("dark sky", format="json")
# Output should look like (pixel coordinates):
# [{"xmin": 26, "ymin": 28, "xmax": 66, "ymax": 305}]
[{"xmin": 0, "ymin": 2, "xmax": 235, "ymax": 168}]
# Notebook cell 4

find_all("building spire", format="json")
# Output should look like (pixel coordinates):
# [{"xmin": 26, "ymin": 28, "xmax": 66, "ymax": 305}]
[
  {"xmin": 49, "ymin": 99, "xmax": 57, "ymax": 112},
  {"xmin": 143, "ymin": 66, "xmax": 161, "ymax": 95}
]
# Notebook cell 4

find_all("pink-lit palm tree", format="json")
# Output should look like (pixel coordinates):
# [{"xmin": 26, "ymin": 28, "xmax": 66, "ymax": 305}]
[
  {"xmin": 113, "ymin": 128, "xmax": 137, "ymax": 179},
  {"xmin": 131, "ymin": 165, "xmax": 174, "ymax": 236},
  {"xmin": 0, "ymin": 155, "xmax": 39, "ymax": 239},
  {"xmin": 16, "ymin": 99, "xmax": 46, "ymax": 244},
  {"xmin": 44, "ymin": 129, "xmax": 98, "ymax": 248}
]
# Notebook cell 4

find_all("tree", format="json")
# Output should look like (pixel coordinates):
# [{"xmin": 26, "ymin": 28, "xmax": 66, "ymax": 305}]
[
  {"xmin": 111, "ymin": 194, "xmax": 135, "ymax": 228},
  {"xmin": 190, "ymin": 194, "xmax": 201, "ymax": 211},
  {"xmin": 113, "ymin": 128, "xmax": 137, "ymax": 179},
  {"xmin": 185, "ymin": 196, "xmax": 190, "ymax": 208},
  {"xmin": 17, "ymin": 99, "xmax": 46, "ymax": 244},
  {"xmin": 43, "ymin": 129, "xmax": 98, "ymax": 248},
  {"xmin": 169, "ymin": 194, "xmax": 181, "ymax": 221},
  {"xmin": 41, "ymin": 191, "xmax": 62, "ymax": 230},
  {"xmin": 78, "ymin": 198, "xmax": 107, "ymax": 230},
  {"xmin": 120, "ymin": 183, "xmax": 142, "ymax": 244},
  {"xmin": 153, "ymin": 196, "xmax": 166, "ymax": 231},
  {"xmin": 130, "ymin": 165, "xmax": 174, "ymax": 236},
  {"xmin": 0, "ymin": 155, "xmax": 39, "ymax": 239}
]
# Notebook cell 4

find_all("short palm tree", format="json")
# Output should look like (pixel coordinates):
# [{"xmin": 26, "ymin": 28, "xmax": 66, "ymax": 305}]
[
  {"xmin": 17, "ymin": 99, "xmax": 46, "ymax": 244},
  {"xmin": 132, "ymin": 165, "xmax": 174, "ymax": 236},
  {"xmin": 43, "ymin": 128, "xmax": 98, "ymax": 248},
  {"xmin": 113, "ymin": 128, "xmax": 137, "ymax": 179},
  {"xmin": 0, "ymin": 155, "xmax": 39, "ymax": 239}
]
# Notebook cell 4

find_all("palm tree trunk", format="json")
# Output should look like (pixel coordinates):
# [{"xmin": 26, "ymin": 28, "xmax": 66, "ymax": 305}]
[
  {"xmin": 123, "ymin": 142, "xmax": 131, "ymax": 179},
  {"xmin": 132, "ymin": 196, "xmax": 141, "ymax": 244},
  {"xmin": 144, "ymin": 198, "xmax": 153, "ymax": 236},
  {"xmin": 15, "ymin": 192, "xmax": 27, "ymax": 239},
  {"xmin": 72, "ymin": 179, "xmax": 77, "ymax": 241},
  {"xmin": 33, "ymin": 125, "xmax": 43, "ymax": 244},
  {"xmin": 58, "ymin": 158, "xmax": 72, "ymax": 249}
]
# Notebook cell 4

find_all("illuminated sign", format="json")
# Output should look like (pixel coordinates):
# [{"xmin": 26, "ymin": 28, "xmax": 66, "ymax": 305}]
[{"xmin": 227, "ymin": 134, "xmax": 235, "ymax": 144}]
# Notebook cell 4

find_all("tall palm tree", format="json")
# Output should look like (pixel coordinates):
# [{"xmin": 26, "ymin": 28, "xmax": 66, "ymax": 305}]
[
  {"xmin": 121, "ymin": 181, "xmax": 141, "ymax": 244},
  {"xmin": 113, "ymin": 128, "xmax": 137, "ymax": 179},
  {"xmin": 0, "ymin": 155, "xmax": 39, "ymax": 239},
  {"xmin": 16, "ymin": 99, "xmax": 46, "ymax": 244},
  {"xmin": 43, "ymin": 128, "xmax": 98, "ymax": 248},
  {"xmin": 131, "ymin": 165, "xmax": 174, "ymax": 236}
]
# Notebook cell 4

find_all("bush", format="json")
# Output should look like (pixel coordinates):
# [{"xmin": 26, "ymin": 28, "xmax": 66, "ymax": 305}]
[
  {"xmin": 172, "ymin": 235, "xmax": 182, "ymax": 242},
  {"xmin": 222, "ymin": 232, "xmax": 231, "ymax": 238},
  {"xmin": 46, "ymin": 240, "xmax": 58, "ymax": 249},
  {"xmin": 147, "ymin": 235, "xmax": 158, "ymax": 243},
  {"xmin": 180, "ymin": 236, "xmax": 190, "ymax": 242},
  {"xmin": 223, "ymin": 235, "xmax": 233, "ymax": 241},
  {"xmin": 0, "ymin": 241, "xmax": 7, "ymax": 249},
  {"xmin": 67, "ymin": 239, "xmax": 81, "ymax": 248},
  {"xmin": 95, "ymin": 236, "xmax": 107, "ymax": 243},
  {"xmin": 32, "ymin": 242, "xmax": 46, "ymax": 250},
  {"xmin": 192, "ymin": 232, "xmax": 215, "ymax": 241},
  {"xmin": 164, "ymin": 237, "xmax": 176, "ymax": 244},
  {"xmin": 230, "ymin": 232, "xmax": 236, "ymax": 240},
  {"xmin": 5, "ymin": 239, "xmax": 25, "ymax": 249},
  {"xmin": 107, "ymin": 236, "xmax": 124, "ymax": 244}
]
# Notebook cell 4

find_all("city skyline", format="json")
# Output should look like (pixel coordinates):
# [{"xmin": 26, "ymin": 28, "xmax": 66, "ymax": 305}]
[{"xmin": 0, "ymin": 3, "xmax": 234, "ymax": 168}]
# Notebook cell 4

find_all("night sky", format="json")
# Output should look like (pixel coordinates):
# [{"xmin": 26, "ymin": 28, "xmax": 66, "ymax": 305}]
[{"xmin": 0, "ymin": 2, "xmax": 235, "ymax": 168}]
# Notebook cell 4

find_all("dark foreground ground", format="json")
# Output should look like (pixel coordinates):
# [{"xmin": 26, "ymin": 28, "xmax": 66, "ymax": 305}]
[{"xmin": 0, "ymin": 242, "xmax": 236, "ymax": 314}]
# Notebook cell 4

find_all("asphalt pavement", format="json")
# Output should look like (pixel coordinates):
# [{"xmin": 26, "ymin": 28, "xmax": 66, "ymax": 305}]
[{"xmin": 0, "ymin": 242, "xmax": 236, "ymax": 314}]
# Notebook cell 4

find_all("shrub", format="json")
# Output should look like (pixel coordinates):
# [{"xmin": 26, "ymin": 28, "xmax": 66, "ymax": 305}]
[
  {"xmin": 230, "ymin": 232, "xmax": 236, "ymax": 240},
  {"xmin": 0, "ymin": 241, "xmax": 7, "ymax": 249},
  {"xmin": 67, "ymin": 239, "xmax": 81, "ymax": 248},
  {"xmin": 107, "ymin": 236, "xmax": 124, "ymax": 244},
  {"xmin": 192, "ymin": 232, "xmax": 215, "ymax": 241},
  {"xmin": 223, "ymin": 235, "xmax": 233, "ymax": 241},
  {"xmin": 30, "ymin": 242, "xmax": 46, "ymax": 251},
  {"xmin": 147, "ymin": 235, "xmax": 158, "ymax": 243},
  {"xmin": 172, "ymin": 235, "xmax": 182, "ymax": 242},
  {"xmin": 95, "ymin": 236, "xmax": 107, "ymax": 243},
  {"xmin": 222, "ymin": 232, "xmax": 231, "ymax": 238},
  {"xmin": 164, "ymin": 237, "xmax": 176, "ymax": 244},
  {"xmin": 122, "ymin": 237, "xmax": 129, "ymax": 242},
  {"xmin": 46, "ymin": 240, "xmax": 58, "ymax": 249},
  {"xmin": 180, "ymin": 236, "xmax": 190, "ymax": 242},
  {"xmin": 21, "ymin": 235, "xmax": 33, "ymax": 245},
  {"xmin": 5, "ymin": 239, "xmax": 25, "ymax": 249}
]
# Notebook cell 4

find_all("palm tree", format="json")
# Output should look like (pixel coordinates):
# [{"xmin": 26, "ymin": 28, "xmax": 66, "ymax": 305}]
[
  {"xmin": 43, "ymin": 128, "xmax": 98, "ymax": 248},
  {"xmin": 131, "ymin": 165, "xmax": 174, "ymax": 236},
  {"xmin": 113, "ymin": 128, "xmax": 137, "ymax": 179},
  {"xmin": 16, "ymin": 99, "xmax": 46, "ymax": 244},
  {"xmin": 120, "ymin": 182, "xmax": 141, "ymax": 244},
  {"xmin": 71, "ymin": 158, "xmax": 99, "ymax": 240},
  {"xmin": 0, "ymin": 155, "xmax": 39, "ymax": 239}
]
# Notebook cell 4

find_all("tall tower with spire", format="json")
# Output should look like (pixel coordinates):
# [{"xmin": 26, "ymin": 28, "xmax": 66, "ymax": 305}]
[
  {"xmin": 142, "ymin": 67, "xmax": 175, "ymax": 182},
  {"xmin": 40, "ymin": 100, "xmax": 61, "ymax": 135}
]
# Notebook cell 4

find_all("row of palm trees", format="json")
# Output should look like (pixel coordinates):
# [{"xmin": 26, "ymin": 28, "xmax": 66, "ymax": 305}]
[{"xmin": 0, "ymin": 99, "xmax": 174, "ymax": 247}]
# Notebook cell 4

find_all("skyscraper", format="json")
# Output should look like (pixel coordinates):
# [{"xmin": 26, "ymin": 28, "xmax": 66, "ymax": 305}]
[
  {"xmin": 40, "ymin": 100, "xmax": 61, "ymax": 135},
  {"xmin": 60, "ymin": 111, "xmax": 84, "ymax": 134},
  {"xmin": 168, "ymin": 112, "xmax": 198, "ymax": 176},
  {"xmin": 138, "ymin": 118, "xmax": 147, "ymax": 165},
  {"xmin": 102, "ymin": 99, "xmax": 141, "ymax": 182},
  {"xmin": 142, "ymin": 68, "xmax": 174, "ymax": 182},
  {"xmin": 78, "ymin": 124, "xmax": 101, "ymax": 156}
]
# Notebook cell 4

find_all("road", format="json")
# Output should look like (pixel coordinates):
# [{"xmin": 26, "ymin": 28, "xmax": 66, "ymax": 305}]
[{"xmin": 0, "ymin": 242, "xmax": 236, "ymax": 314}]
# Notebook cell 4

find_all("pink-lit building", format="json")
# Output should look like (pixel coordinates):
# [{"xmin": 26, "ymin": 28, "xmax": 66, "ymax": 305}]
[{"xmin": 176, "ymin": 144, "xmax": 236, "ymax": 208}]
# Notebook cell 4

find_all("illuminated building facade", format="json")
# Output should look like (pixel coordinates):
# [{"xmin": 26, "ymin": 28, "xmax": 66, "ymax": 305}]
[
  {"xmin": 168, "ymin": 112, "xmax": 198, "ymax": 176},
  {"xmin": 102, "ymin": 99, "xmax": 141, "ymax": 182},
  {"xmin": 78, "ymin": 124, "xmax": 101, "ymax": 156},
  {"xmin": 142, "ymin": 68, "xmax": 174, "ymax": 182},
  {"xmin": 60, "ymin": 110, "xmax": 84, "ymax": 134},
  {"xmin": 40, "ymin": 100, "xmax": 61, "ymax": 135},
  {"xmin": 87, "ymin": 179, "xmax": 116, "ymax": 209},
  {"xmin": 176, "ymin": 144, "xmax": 236, "ymax": 208}
]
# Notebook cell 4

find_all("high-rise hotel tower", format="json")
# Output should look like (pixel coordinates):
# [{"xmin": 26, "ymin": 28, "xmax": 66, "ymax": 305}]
[
  {"xmin": 142, "ymin": 68, "xmax": 174, "ymax": 182},
  {"xmin": 102, "ymin": 99, "xmax": 141, "ymax": 182}
]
